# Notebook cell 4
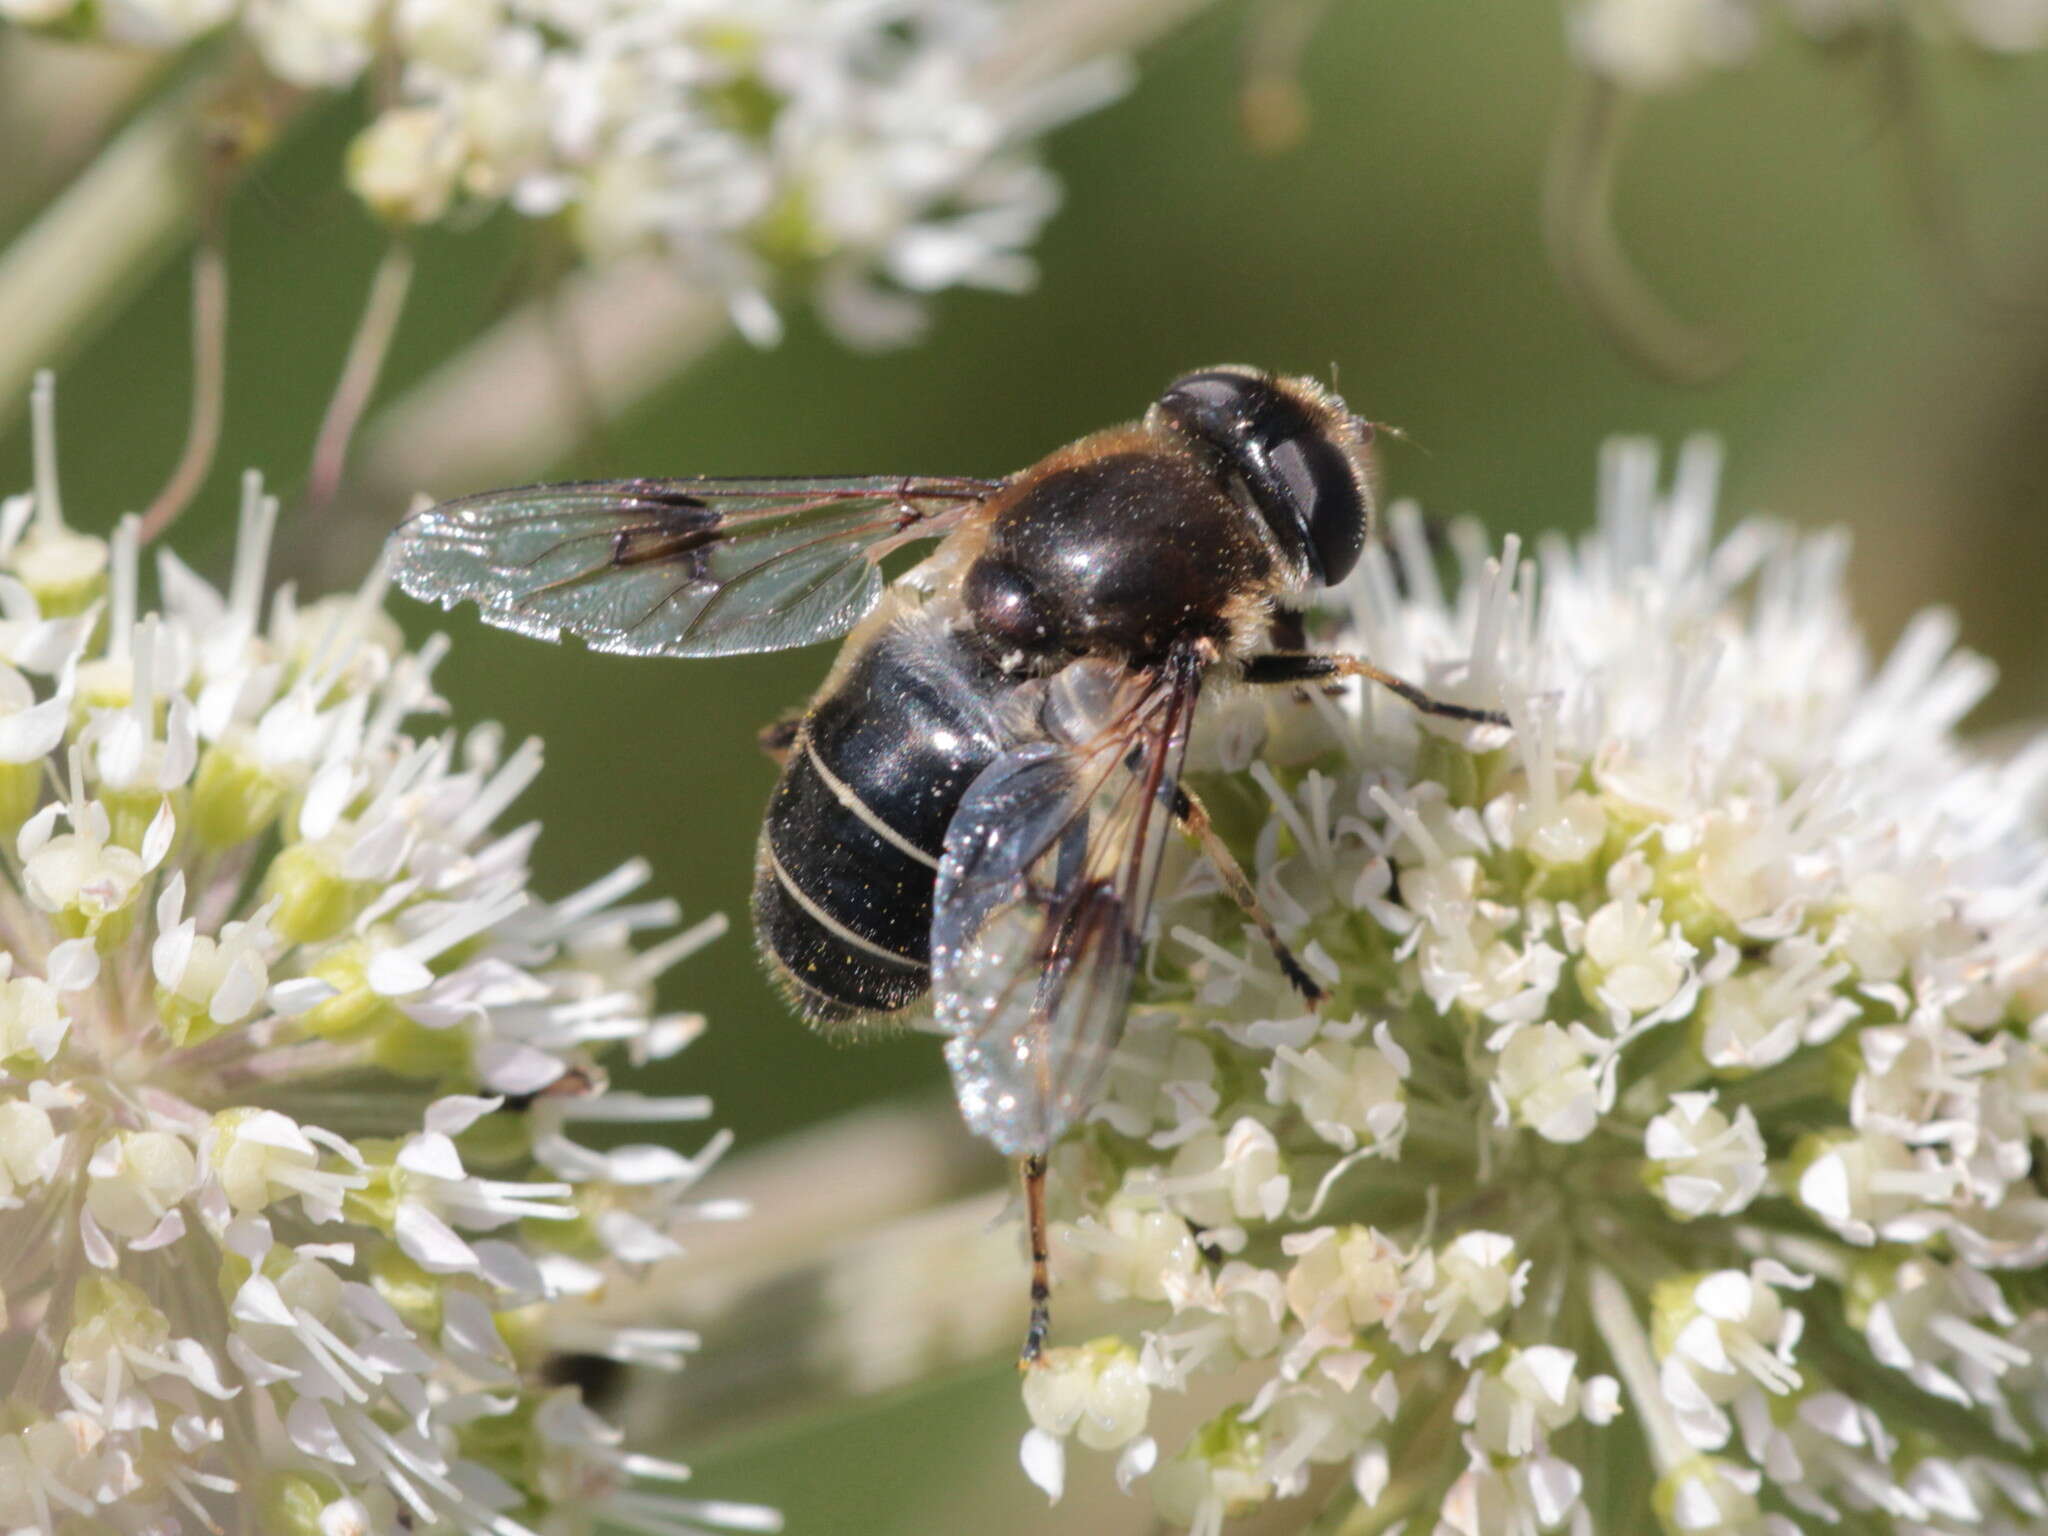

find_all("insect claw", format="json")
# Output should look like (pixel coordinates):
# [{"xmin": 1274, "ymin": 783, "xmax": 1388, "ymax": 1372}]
[{"xmin": 1284, "ymin": 955, "xmax": 1328, "ymax": 1008}]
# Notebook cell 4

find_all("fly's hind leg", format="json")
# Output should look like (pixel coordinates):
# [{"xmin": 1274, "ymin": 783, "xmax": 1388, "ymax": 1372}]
[
  {"xmin": 1243, "ymin": 652, "xmax": 1510, "ymax": 728},
  {"xmin": 1020, "ymin": 1153, "xmax": 1052, "ymax": 1367},
  {"xmin": 1173, "ymin": 783, "xmax": 1325, "ymax": 1007}
]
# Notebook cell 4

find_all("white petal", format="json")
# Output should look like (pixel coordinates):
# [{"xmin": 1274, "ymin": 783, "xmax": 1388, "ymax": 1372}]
[
  {"xmin": 1694, "ymin": 1271, "xmax": 1755, "ymax": 1323},
  {"xmin": 396, "ymin": 1132, "xmax": 465, "ymax": 1181},
  {"xmin": 441, "ymin": 1291, "xmax": 510, "ymax": 1362},
  {"xmin": 300, "ymin": 761, "xmax": 355, "ymax": 841},
  {"xmin": 585, "ymin": 1143, "xmax": 691, "ymax": 1186},
  {"xmin": 158, "ymin": 697, "xmax": 198, "ymax": 787},
  {"xmin": 342, "ymin": 816, "xmax": 410, "ymax": 881},
  {"xmin": 0, "ymin": 576, "xmax": 34, "ymax": 623},
  {"xmin": 46, "ymin": 937, "xmax": 98, "ymax": 992},
  {"xmin": 78, "ymin": 1205, "xmax": 118, "ymax": 1267},
  {"xmin": 232, "ymin": 1274, "xmax": 297, "ymax": 1327},
  {"xmin": 210, "ymin": 950, "xmax": 268, "ymax": 1023},
  {"xmin": 1353, "ymin": 1443, "xmax": 1390, "ymax": 1506},
  {"xmin": 154, "ymin": 870, "xmax": 187, "ymax": 934},
  {"xmin": 593, "ymin": 1209, "xmax": 681, "ymax": 1264},
  {"xmin": 285, "ymin": 1397, "xmax": 355, "ymax": 1464},
  {"xmin": 367, "ymin": 948, "xmax": 434, "ymax": 997},
  {"xmin": 1115, "ymin": 1436, "xmax": 1156, "ymax": 1491},
  {"xmin": 1519, "ymin": 1345, "xmax": 1578, "ymax": 1406},
  {"xmin": 423, "ymin": 1095, "xmax": 500, "ymax": 1137},
  {"xmin": 132, "ymin": 1207, "xmax": 187, "ymax": 1251},
  {"xmin": 10, "ymin": 612, "xmax": 98, "ymax": 675},
  {"xmin": 1526, "ymin": 1455, "xmax": 1582, "ymax": 1524},
  {"xmin": 1020, "ymin": 1428, "xmax": 1065, "ymax": 1503},
  {"xmin": 393, "ymin": 1201, "xmax": 478, "ymax": 1273},
  {"xmin": 474, "ymin": 1040, "xmax": 567, "ymax": 1094},
  {"xmin": 472, "ymin": 1239, "xmax": 545, "ymax": 1301},
  {"xmin": 139, "ymin": 798, "xmax": 176, "ymax": 870},
  {"xmin": 267, "ymin": 977, "xmax": 337, "ymax": 1015},
  {"xmin": 239, "ymin": 1110, "xmax": 317, "ymax": 1156},
  {"xmin": 533, "ymin": 1250, "xmax": 603, "ymax": 1298},
  {"xmin": 97, "ymin": 714, "xmax": 147, "ymax": 788},
  {"xmin": 170, "ymin": 1338, "xmax": 239, "ymax": 1399},
  {"xmin": 0, "ymin": 688, "xmax": 70, "ymax": 762},
  {"xmin": 16, "ymin": 801, "xmax": 60, "ymax": 858},
  {"xmin": 1583, "ymin": 1375, "xmax": 1622, "ymax": 1425},
  {"xmin": 153, "ymin": 918, "xmax": 196, "ymax": 990},
  {"xmin": 302, "ymin": 1126, "xmax": 366, "ymax": 1167},
  {"xmin": 1798, "ymin": 1152, "xmax": 1853, "ymax": 1223},
  {"xmin": 222, "ymin": 1215, "xmax": 275, "ymax": 1260}
]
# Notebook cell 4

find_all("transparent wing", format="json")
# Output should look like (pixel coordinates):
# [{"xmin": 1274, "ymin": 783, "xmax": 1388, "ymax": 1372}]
[
  {"xmin": 931, "ymin": 652, "xmax": 1202, "ymax": 1156},
  {"xmin": 387, "ymin": 475, "xmax": 999, "ymax": 658}
]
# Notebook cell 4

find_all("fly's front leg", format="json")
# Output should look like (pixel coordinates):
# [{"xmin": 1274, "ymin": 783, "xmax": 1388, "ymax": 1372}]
[
  {"xmin": 1173, "ymin": 783, "xmax": 1325, "ymax": 1007},
  {"xmin": 1243, "ymin": 652, "xmax": 1510, "ymax": 727}
]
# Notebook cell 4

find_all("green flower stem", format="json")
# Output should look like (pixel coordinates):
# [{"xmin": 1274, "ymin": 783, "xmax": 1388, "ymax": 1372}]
[
  {"xmin": 303, "ymin": 238, "xmax": 415, "ymax": 512},
  {"xmin": 0, "ymin": 75, "xmax": 210, "ymax": 424},
  {"xmin": 1586, "ymin": 1262, "xmax": 1686, "ymax": 1475},
  {"xmin": 136, "ymin": 218, "xmax": 227, "ymax": 543},
  {"xmin": 1713, "ymin": 1050, "xmax": 1841, "ymax": 1120},
  {"xmin": 1540, "ymin": 73, "xmax": 1742, "ymax": 383}
]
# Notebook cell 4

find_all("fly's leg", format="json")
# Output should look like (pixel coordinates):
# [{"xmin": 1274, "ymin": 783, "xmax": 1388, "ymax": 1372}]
[
  {"xmin": 1020, "ymin": 1153, "xmax": 1052, "ymax": 1367},
  {"xmin": 1243, "ymin": 652, "xmax": 1510, "ymax": 727},
  {"xmin": 1173, "ymin": 783, "xmax": 1325, "ymax": 1007},
  {"xmin": 756, "ymin": 713, "xmax": 802, "ymax": 765}
]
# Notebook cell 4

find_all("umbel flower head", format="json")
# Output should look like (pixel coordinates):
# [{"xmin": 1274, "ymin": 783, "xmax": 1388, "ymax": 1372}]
[
  {"xmin": 1020, "ymin": 438, "xmax": 2048, "ymax": 1534},
  {"xmin": 0, "ymin": 0, "xmax": 1126, "ymax": 349},
  {"xmin": 0, "ymin": 375, "xmax": 775, "ymax": 1536}
]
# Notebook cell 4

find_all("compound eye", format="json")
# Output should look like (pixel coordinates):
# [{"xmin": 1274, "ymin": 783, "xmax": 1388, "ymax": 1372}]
[
  {"xmin": 964, "ymin": 559, "xmax": 1058, "ymax": 652},
  {"xmin": 1159, "ymin": 371, "xmax": 1258, "ymax": 438},
  {"xmin": 1267, "ymin": 433, "xmax": 1367, "ymax": 586},
  {"xmin": 1160, "ymin": 369, "xmax": 1366, "ymax": 586}
]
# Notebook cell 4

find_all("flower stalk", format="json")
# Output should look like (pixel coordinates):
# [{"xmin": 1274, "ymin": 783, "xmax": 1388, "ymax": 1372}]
[
  {"xmin": 303, "ymin": 238, "xmax": 414, "ymax": 513},
  {"xmin": 137, "ymin": 213, "xmax": 227, "ymax": 543}
]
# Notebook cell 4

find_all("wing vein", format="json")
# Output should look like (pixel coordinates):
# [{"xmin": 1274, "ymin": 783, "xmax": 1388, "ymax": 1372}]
[{"xmin": 388, "ymin": 477, "xmax": 993, "ymax": 658}]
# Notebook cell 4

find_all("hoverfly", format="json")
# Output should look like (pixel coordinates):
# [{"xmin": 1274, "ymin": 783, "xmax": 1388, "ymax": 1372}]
[{"xmin": 387, "ymin": 366, "xmax": 1506, "ymax": 1361}]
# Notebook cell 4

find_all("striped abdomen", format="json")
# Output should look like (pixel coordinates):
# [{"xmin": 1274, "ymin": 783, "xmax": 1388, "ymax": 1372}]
[{"xmin": 753, "ymin": 613, "xmax": 1006, "ymax": 1023}]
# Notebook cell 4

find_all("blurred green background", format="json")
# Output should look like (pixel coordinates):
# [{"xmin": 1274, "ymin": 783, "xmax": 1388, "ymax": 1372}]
[{"xmin": 4, "ymin": 3, "xmax": 2048, "ymax": 1529}]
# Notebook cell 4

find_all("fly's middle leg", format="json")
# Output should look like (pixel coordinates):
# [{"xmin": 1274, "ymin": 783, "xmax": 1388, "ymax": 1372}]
[{"xmin": 1173, "ymin": 783, "xmax": 1325, "ymax": 1007}]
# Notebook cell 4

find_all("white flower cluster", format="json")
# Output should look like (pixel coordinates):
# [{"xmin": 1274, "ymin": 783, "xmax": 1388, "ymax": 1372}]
[
  {"xmin": 0, "ymin": 0, "xmax": 1125, "ymax": 348},
  {"xmin": 1569, "ymin": 0, "xmax": 2048, "ymax": 92},
  {"xmin": 0, "ymin": 376, "xmax": 774, "ymax": 1536},
  {"xmin": 1020, "ymin": 437, "xmax": 2048, "ymax": 1535}
]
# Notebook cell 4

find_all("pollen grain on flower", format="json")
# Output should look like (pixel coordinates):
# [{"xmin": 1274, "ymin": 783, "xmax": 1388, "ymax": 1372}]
[
  {"xmin": 1018, "ymin": 436, "xmax": 2048, "ymax": 1535},
  {"xmin": 0, "ymin": 375, "xmax": 775, "ymax": 1536}
]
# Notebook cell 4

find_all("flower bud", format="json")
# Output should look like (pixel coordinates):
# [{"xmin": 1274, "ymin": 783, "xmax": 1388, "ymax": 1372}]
[{"xmin": 1023, "ymin": 1339, "xmax": 1151, "ymax": 1451}]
